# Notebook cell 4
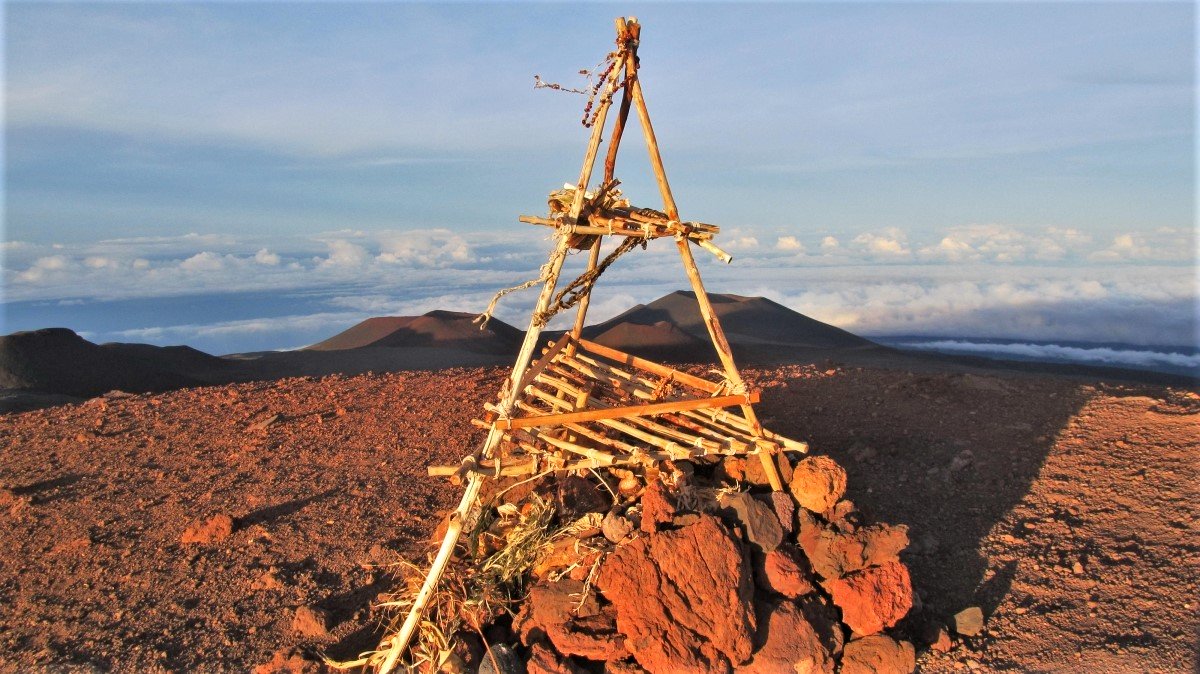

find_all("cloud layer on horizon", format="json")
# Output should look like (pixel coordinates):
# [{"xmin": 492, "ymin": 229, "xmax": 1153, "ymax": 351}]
[{"xmin": 3, "ymin": 224, "xmax": 1195, "ymax": 352}]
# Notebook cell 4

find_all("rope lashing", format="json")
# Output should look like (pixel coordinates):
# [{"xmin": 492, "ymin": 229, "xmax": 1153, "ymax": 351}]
[{"xmin": 531, "ymin": 235, "xmax": 644, "ymax": 328}]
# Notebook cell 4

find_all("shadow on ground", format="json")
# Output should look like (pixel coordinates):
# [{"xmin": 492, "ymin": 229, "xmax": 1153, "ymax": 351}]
[{"xmin": 756, "ymin": 363, "xmax": 1093, "ymax": 632}]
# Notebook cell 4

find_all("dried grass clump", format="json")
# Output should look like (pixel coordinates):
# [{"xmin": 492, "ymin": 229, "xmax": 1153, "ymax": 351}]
[{"xmin": 328, "ymin": 495, "xmax": 563, "ymax": 672}]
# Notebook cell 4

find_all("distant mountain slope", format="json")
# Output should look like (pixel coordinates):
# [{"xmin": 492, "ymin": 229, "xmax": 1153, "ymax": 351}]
[
  {"xmin": 0, "ymin": 328, "xmax": 231, "ymax": 397},
  {"xmin": 307, "ymin": 310, "xmax": 521, "ymax": 355},
  {"xmin": 582, "ymin": 291, "xmax": 876, "ymax": 357}
]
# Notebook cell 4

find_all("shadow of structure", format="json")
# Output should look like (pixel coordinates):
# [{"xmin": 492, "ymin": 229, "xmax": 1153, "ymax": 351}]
[
  {"xmin": 757, "ymin": 364, "xmax": 1092, "ymax": 632},
  {"xmin": 11, "ymin": 472, "xmax": 87, "ymax": 504},
  {"xmin": 242, "ymin": 488, "xmax": 340, "ymax": 527}
]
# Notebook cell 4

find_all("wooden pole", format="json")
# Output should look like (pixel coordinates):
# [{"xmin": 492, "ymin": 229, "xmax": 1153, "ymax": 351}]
[
  {"xmin": 569, "ymin": 17, "xmax": 637, "ymax": 348},
  {"xmin": 620, "ymin": 17, "xmax": 784, "ymax": 492},
  {"xmin": 375, "ymin": 23, "xmax": 629, "ymax": 674}
]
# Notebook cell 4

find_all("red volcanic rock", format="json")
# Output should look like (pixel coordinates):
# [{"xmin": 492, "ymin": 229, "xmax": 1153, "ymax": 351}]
[
  {"xmin": 757, "ymin": 546, "xmax": 816, "ymax": 599},
  {"xmin": 290, "ymin": 606, "xmax": 330, "ymax": 638},
  {"xmin": 180, "ymin": 514, "xmax": 235, "ymax": 544},
  {"xmin": 720, "ymin": 491, "xmax": 783, "ymax": 553},
  {"xmin": 735, "ymin": 601, "xmax": 837, "ymax": 674},
  {"xmin": 841, "ymin": 634, "xmax": 916, "ymax": 674},
  {"xmin": 797, "ymin": 516, "xmax": 909, "ymax": 580},
  {"xmin": 789, "ymin": 455, "xmax": 847, "ymax": 513},
  {"xmin": 598, "ymin": 514, "xmax": 756, "ymax": 672},
  {"xmin": 639, "ymin": 481, "xmax": 676, "ymax": 533},
  {"xmin": 515, "ymin": 580, "xmax": 627, "ymax": 661},
  {"xmin": 526, "ymin": 642, "xmax": 588, "ymax": 674},
  {"xmin": 822, "ymin": 561, "xmax": 913, "ymax": 636}
]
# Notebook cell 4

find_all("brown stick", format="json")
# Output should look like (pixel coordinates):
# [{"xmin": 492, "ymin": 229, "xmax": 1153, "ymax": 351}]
[
  {"xmin": 514, "ymin": 335, "xmax": 573, "ymax": 397},
  {"xmin": 620, "ymin": 19, "xmax": 783, "ymax": 491},
  {"xmin": 529, "ymin": 371, "xmax": 741, "ymax": 454},
  {"xmin": 575, "ymin": 339, "xmax": 724, "ymax": 394},
  {"xmin": 518, "ymin": 215, "xmax": 713, "ymax": 241},
  {"xmin": 494, "ymin": 391, "xmax": 758, "ymax": 430},
  {"xmin": 569, "ymin": 239, "xmax": 602, "ymax": 350},
  {"xmin": 376, "ymin": 26, "xmax": 628, "ymax": 673},
  {"xmin": 557, "ymin": 349, "xmax": 805, "ymax": 453}
]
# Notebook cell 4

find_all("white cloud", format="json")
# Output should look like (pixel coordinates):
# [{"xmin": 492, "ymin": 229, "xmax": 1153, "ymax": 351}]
[
  {"xmin": 900, "ymin": 340, "xmax": 1199, "ymax": 372},
  {"xmin": 820, "ymin": 236, "xmax": 840, "ymax": 252},
  {"xmin": 376, "ymin": 229, "xmax": 474, "ymax": 267},
  {"xmin": 775, "ymin": 236, "xmax": 804, "ymax": 252},
  {"xmin": 179, "ymin": 251, "xmax": 226, "ymax": 271},
  {"xmin": 852, "ymin": 228, "xmax": 910, "ymax": 258},
  {"xmin": 254, "ymin": 248, "xmax": 280, "ymax": 266},
  {"xmin": 318, "ymin": 240, "xmax": 369, "ymax": 269}
]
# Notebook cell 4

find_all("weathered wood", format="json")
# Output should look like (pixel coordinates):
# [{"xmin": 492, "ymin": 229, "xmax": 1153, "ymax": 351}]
[
  {"xmin": 696, "ymin": 238, "xmax": 733, "ymax": 263},
  {"xmin": 378, "ymin": 39, "xmax": 629, "ymax": 671},
  {"xmin": 575, "ymin": 339, "xmax": 724, "ymax": 394},
  {"xmin": 514, "ymin": 335, "xmax": 573, "ymax": 397},
  {"xmin": 518, "ymin": 215, "xmax": 713, "ymax": 241},
  {"xmin": 618, "ymin": 18, "xmax": 784, "ymax": 492},
  {"xmin": 528, "ymin": 371, "xmax": 744, "ymax": 454},
  {"xmin": 495, "ymin": 391, "xmax": 758, "ymax": 430},
  {"xmin": 570, "ymin": 240, "xmax": 603, "ymax": 348}
]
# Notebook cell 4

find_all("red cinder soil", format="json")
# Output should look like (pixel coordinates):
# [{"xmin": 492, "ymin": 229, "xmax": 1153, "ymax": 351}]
[{"xmin": 0, "ymin": 364, "xmax": 1196, "ymax": 672}]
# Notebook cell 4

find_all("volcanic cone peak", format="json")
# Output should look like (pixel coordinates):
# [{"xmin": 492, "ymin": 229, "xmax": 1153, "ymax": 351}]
[
  {"xmin": 584, "ymin": 291, "xmax": 877, "ymax": 352},
  {"xmin": 306, "ymin": 310, "xmax": 522, "ymax": 354}
]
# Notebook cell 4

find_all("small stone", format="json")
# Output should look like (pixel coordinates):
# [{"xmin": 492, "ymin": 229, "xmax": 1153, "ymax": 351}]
[
  {"xmin": 639, "ymin": 481, "xmax": 676, "ymax": 533},
  {"xmin": 789, "ymin": 455, "xmax": 847, "ymax": 513},
  {"xmin": 841, "ymin": 634, "xmax": 916, "ymax": 674},
  {"xmin": 477, "ymin": 644, "xmax": 521, "ymax": 674},
  {"xmin": 953, "ymin": 606, "xmax": 985, "ymax": 636},
  {"xmin": 735, "ymin": 600, "xmax": 837, "ymax": 674},
  {"xmin": 949, "ymin": 450, "xmax": 974, "ymax": 473},
  {"xmin": 602, "ymin": 510, "xmax": 634, "ymax": 543},
  {"xmin": 929, "ymin": 627, "xmax": 952, "ymax": 653},
  {"xmin": 1072, "ymin": 561, "xmax": 1085, "ymax": 575},
  {"xmin": 251, "ymin": 649, "xmax": 314, "ymax": 674},
  {"xmin": 291, "ymin": 605, "xmax": 330, "ymax": 638},
  {"xmin": 557, "ymin": 475, "xmax": 610, "ymax": 521},
  {"xmin": 767, "ymin": 491, "xmax": 795, "ymax": 536},
  {"xmin": 716, "ymin": 456, "xmax": 748, "ymax": 483},
  {"xmin": 180, "ymin": 514, "xmax": 235, "ymax": 544}
]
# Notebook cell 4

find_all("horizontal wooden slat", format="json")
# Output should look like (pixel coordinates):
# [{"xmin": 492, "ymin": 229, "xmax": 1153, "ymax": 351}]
[
  {"xmin": 575, "ymin": 338, "xmax": 725, "ymax": 394},
  {"xmin": 494, "ymin": 391, "xmax": 758, "ymax": 430}
]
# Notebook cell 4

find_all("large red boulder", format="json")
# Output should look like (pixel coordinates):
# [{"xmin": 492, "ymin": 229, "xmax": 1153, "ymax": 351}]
[
  {"xmin": 797, "ymin": 512, "xmax": 909, "ymax": 580},
  {"xmin": 735, "ymin": 600, "xmax": 838, "ymax": 674},
  {"xmin": 789, "ymin": 456, "xmax": 846, "ymax": 513},
  {"xmin": 597, "ymin": 514, "xmax": 756, "ymax": 672},
  {"xmin": 821, "ymin": 561, "xmax": 913, "ymax": 636}
]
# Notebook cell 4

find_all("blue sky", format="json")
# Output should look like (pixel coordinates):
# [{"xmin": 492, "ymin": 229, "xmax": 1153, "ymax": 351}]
[{"xmin": 2, "ymin": 2, "xmax": 1196, "ymax": 355}]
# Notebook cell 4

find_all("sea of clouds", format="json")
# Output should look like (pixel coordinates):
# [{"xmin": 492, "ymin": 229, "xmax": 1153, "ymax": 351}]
[{"xmin": 2, "ymin": 223, "xmax": 1196, "ymax": 369}]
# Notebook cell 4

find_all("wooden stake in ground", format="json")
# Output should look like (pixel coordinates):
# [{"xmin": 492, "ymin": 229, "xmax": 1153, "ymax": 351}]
[{"xmin": 373, "ymin": 31, "xmax": 629, "ymax": 674}]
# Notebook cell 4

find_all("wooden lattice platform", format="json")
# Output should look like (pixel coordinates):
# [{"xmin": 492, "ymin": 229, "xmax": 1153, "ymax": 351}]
[{"xmin": 431, "ymin": 337, "xmax": 806, "ymax": 482}]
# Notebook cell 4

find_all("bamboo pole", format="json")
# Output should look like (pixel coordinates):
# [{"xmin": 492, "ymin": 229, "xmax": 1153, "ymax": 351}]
[
  {"xmin": 375, "ymin": 25, "xmax": 628, "ymax": 674},
  {"xmin": 619, "ymin": 18, "xmax": 783, "ymax": 491}
]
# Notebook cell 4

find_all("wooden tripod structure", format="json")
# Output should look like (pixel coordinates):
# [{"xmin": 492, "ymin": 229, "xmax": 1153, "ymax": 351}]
[{"xmin": 375, "ymin": 17, "xmax": 806, "ymax": 672}]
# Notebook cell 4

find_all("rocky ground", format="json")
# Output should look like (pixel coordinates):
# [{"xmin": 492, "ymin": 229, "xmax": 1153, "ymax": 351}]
[{"xmin": 0, "ymin": 363, "xmax": 1196, "ymax": 672}]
